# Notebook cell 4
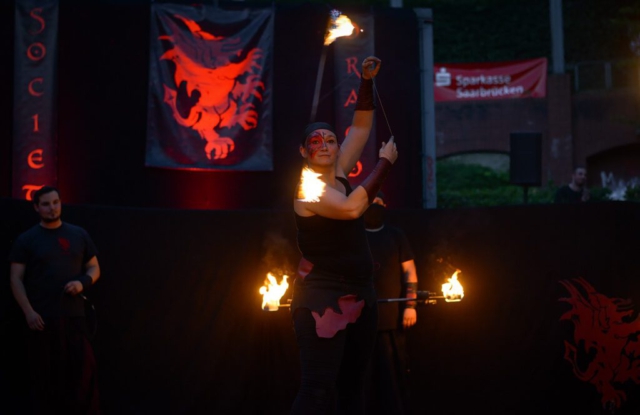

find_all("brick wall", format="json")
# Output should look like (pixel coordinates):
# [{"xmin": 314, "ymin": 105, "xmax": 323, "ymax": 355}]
[{"xmin": 434, "ymin": 73, "xmax": 640, "ymax": 187}]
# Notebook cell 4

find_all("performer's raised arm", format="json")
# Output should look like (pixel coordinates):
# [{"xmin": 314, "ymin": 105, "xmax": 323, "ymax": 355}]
[{"xmin": 337, "ymin": 55, "xmax": 381, "ymax": 177}]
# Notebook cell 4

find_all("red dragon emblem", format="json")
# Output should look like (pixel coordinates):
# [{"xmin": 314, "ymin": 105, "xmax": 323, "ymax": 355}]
[
  {"xmin": 58, "ymin": 237, "xmax": 70, "ymax": 251},
  {"xmin": 559, "ymin": 277, "xmax": 640, "ymax": 410},
  {"xmin": 159, "ymin": 15, "xmax": 264, "ymax": 161}
]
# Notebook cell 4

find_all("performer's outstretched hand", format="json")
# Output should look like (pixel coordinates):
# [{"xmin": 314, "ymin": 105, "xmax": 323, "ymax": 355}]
[
  {"xmin": 362, "ymin": 56, "xmax": 381, "ymax": 80},
  {"xmin": 379, "ymin": 136, "xmax": 398, "ymax": 164}
]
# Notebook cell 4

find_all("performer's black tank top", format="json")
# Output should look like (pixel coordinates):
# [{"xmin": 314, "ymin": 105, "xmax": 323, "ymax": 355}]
[{"xmin": 295, "ymin": 177, "xmax": 373, "ymax": 279}]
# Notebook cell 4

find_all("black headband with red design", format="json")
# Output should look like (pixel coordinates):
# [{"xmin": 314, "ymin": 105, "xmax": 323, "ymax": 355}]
[{"xmin": 302, "ymin": 122, "xmax": 336, "ymax": 146}]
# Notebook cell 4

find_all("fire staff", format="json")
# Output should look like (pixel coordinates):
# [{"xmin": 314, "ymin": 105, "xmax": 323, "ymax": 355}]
[{"xmin": 290, "ymin": 55, "xmax": 398, "ymax": 414}]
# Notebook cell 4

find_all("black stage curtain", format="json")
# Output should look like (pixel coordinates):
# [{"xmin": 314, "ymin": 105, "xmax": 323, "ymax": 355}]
[{"xmin": 2, "ymin": 199, "xmax": 639, "ymax": 414}]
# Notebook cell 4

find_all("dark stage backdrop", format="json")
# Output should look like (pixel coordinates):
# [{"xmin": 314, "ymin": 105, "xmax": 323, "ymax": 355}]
[
  {"xmin": 2, "ymin": 198, "xmax": 639, "ymax": 414},
  {"xmin": 0, "ymin": 1, "xmax": 423, "ymax": 210}
]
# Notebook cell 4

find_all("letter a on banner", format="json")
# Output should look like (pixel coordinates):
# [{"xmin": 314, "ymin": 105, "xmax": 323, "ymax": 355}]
[
  {"xmin": 333, "ymin": 12, "xmax": 375, "ymax": 186},
  {"xmin": 13, "ymin": 0, "xmax": 59, "ymax": 200}
]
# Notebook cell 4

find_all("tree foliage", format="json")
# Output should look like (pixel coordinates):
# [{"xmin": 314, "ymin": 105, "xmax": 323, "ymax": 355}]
[
  {"xmin": 436, "ymin": 160, "xmax": 552, "ymax": 207},
  {"xmin": 243, "ymin": 0, "xmax": 640, "ymax": 64}
]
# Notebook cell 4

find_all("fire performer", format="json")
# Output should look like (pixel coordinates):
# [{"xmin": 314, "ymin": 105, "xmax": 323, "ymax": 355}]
[{"xmin": 290, "ymin": 55, "xmax": 398, "ymax": 414}]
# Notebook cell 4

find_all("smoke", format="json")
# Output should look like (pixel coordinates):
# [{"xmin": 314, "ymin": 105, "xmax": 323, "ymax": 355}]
[{"xmin": 261, "ymin": 230, "xmax": 296, "ymax": 277}]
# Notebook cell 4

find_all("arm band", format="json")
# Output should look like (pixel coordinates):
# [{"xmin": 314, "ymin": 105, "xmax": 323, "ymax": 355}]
[
  {"xmin": 405, "ymin": 282, "xmax": 418, "ymax": 309},
  {"xmin": 77, "ymin": 274, "xmax": 93, "ymax": 292},
  {"xmin": 360, "ymin": 158, "xmax": 392, "ymax": 204},
  {"xmin": 355, "ymin": 78, "xmax": 375, "ymax": 111}
]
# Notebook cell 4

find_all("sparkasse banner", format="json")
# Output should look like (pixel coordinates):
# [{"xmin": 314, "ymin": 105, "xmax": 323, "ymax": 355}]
[{"xmin": 434, "ymin": 57, "xmax": 547, "ymax": 102}]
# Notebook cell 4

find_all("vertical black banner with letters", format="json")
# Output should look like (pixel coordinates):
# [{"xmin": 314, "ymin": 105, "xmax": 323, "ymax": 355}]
[
  {"xmin": 333, "ymin": 12, "xmax": 375, "ymax": 186},
  {"xmin": 13, "ymin": 0, "xmax": 59, "ymax": 200}
]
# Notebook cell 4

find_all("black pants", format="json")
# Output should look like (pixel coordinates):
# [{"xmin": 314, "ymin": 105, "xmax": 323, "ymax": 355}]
[
  {"xmin": 25, "ymin": 316, "xmax": 100, "ymax": 415},
  {"xmin": 290, "ymin": 304, "xmax": 378, "ymax": 415}
]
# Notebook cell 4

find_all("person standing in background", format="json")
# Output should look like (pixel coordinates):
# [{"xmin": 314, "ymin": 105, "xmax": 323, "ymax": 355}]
[
  {"xmin": 9, "ymin": 185, "xmax": 101, "ymax": 414},
  {"xmin": 555, "ymin": 166, "xmax": 590, "ymax": 203},
  {"xmin": 364, "ymin": 191, "xmax": 418, "ymax": 414}
]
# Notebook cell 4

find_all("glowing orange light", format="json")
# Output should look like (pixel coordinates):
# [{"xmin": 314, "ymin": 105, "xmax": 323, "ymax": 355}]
[
  {"xmin": 442, "ymin": 270, "xmax": 464, "ymax": 302},
  {"xmin": 324, "ymin": 10, "xmax": 355, "ymax": 46},
  {"xmin": 297, "ymin": 167, "xmax": 326, "ymax": 202},
  {"xmin": 259, "ymin": 273, "xmax": 289, "ymax": 311}
]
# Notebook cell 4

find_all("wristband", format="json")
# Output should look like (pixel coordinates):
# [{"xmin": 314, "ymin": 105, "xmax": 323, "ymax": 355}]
[
  {"xmin": 360, "ymin": 158, "xmax": 392, "ymax": 203},
  {"xmin": 355, "ymin": 78, "xmax": 375, "ymax": 111},
  {"xmin": 405, "ymin": 282, "xmax": 418, "ymax": 309},
  {"xmin": 77, "ymin": 274, "xmax": 93, "ymax": 292}
]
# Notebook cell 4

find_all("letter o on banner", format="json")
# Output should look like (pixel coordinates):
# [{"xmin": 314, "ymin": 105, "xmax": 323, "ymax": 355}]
[{"xmin": 27, "ymin": 42, "xmax": 46, "ymax": 61}]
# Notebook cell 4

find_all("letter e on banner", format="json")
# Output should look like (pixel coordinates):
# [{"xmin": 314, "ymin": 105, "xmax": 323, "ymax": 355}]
[{"xmin": 28, "ymin": 149, "xmax": 44, "ymax": 169}]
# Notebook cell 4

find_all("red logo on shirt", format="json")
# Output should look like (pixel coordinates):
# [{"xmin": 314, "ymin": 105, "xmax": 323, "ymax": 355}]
[{"xmin": 58, "ymin": 237, "xmax": 70, "ymax": 251}]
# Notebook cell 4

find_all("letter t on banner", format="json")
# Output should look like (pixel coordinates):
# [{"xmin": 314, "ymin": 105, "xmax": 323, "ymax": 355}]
[
  {"xmin": 333, "ymin": 12, "xmax": 375, "ymax": 186},
  {"xmin": 13, "ymin": 0, "xmax": 59, "ymax": 200}
]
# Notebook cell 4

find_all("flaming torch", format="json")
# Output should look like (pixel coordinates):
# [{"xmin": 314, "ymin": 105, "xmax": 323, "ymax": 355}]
[
  {"xmin": 261, "ymin": 269, "xmax": 465, "ymax": 309},
  {"xmin": 323, "ymin": 11, "xmax": 355, "ymax": 46},
  {"xmin": 310, "ymin": 10, "xmax": 357, "ymax": 122},
  {"xmin": 377, "ymin": 270, "xmax": 465, "ymax": 305},
  {"xmin": 259, "ymin": 273, "xmax": 290, "ymax": 311},
  {"xmin": 442, "ymin": 270, "xmax": 464, "ymax": 302},
  {"xmin": 296, "ymin": 166, "xmax": 326, "ymax": 202}
]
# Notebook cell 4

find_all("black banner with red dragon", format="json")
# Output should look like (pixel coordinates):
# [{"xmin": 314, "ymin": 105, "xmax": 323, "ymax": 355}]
[
  {"xmin": 146, "ymin": 4, "xmax": 273, "ymax": 171},
  {"xmin": 559, "ymin": 277, "xmax": 640, "ymax": 412}
]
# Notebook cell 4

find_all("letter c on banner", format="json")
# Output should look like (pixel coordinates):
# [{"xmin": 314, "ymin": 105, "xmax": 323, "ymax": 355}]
[
  {"xmin": 28, "ymin": 149, "xmax": 44, "ymax": 169},
  {"xmin": 28, "ymin": 78, "xmax": 44, "ymax": 97}
]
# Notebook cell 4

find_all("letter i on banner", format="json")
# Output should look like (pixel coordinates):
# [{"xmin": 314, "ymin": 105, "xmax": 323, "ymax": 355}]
[
  {"xmin": 13, "ymin": 0, "xmax": 59, "ymax": 200},
  {"xmin": 333, "ymin": 12, "xmax": 375, "ymax": 185}
]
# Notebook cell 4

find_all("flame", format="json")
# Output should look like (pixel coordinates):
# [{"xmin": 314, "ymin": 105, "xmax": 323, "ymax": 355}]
[
  {"xmin": 297, "ymin": 167, "xmax": 326, "ymax": 202},
  {"xmin": 324, "ymin": 10, "xmax": 355, "ymax": 46},
  {"xmin": 259, "ymin": 273, "xmax": 289, "ymax": 311},
  {"xmin": 442, "ymin": 270, "xmax": 464, "ymax": 302}
]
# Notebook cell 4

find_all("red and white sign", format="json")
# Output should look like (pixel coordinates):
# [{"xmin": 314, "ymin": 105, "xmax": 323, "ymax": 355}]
[{"xmin": 434, "ymin": 57, "xmax": 547, "ymax": 102}]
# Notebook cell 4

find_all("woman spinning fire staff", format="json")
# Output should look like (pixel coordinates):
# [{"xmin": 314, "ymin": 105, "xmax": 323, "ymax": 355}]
[{"xmin": 290, "ymin": 55, "xmax": 398, "ymax": 414}]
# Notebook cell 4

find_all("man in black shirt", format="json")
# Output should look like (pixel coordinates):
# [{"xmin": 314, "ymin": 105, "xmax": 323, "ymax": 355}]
[
  {"xmin": 9, "ymin": 185, "xmax": 101, "ymax": 414},
  {"xmin": 555, "ymin": 166, "xmax": 590, "ymax": 203}
]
